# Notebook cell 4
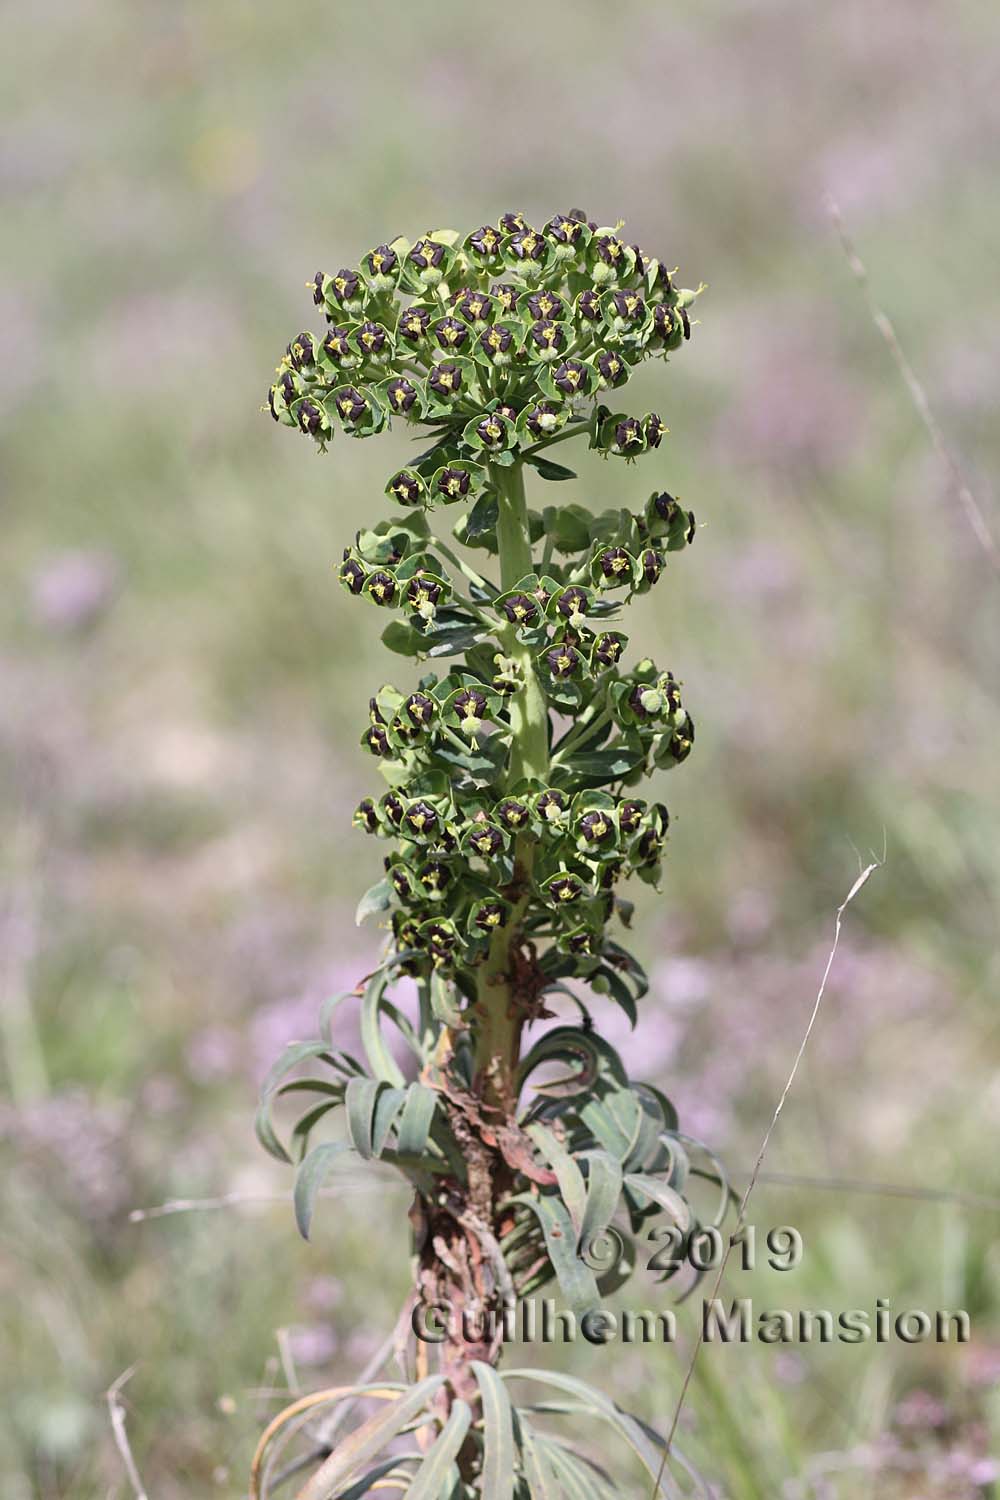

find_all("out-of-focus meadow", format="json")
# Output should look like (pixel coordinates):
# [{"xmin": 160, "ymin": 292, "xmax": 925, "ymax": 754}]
[{"xmin": 3, "ymin": 1, "xmax": 999, "ymax": 1495}]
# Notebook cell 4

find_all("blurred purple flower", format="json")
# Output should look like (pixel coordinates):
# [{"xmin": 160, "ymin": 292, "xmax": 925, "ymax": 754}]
[
  {"xmin": 186, "ymin": 1025, "xmax": 242, "ymax": 1084},
  {"xmin": 30, "ymin": 550, "xmax": 120, "ymax": 634},
  {"xmin": 286, "ymin": 1323, "xmax": 338, "ymax": 1369},
  {"xmin": 713, "ymin": 316, "xmax": 866, "ymax": 476}
]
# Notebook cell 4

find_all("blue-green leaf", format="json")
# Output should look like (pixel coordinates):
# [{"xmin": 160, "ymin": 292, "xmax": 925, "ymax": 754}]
[
  {"xmin": 255, "ymin": 1040, "xmax": 338, "ymax": 1163},
  {"xmin": 526, "ymin": 1123, "xmax": 587, "ymax": 1236},
  {"xmin": 294, "ymin": 1141, "xmax": 351, "ymax": 1239},
  {"xmin": 296, "ymin": 1377, "xmax": 444, "ymax": 1500},
  {"xmin": 471, "ymin": 1361, "xmax": 515, "ymax": 1500},
  {"xmin": 396, "ymin": 1083, "xmax": 439, "ymax": 1157},
  {"xmin": 405, "ymin": 1400, "xmax": 471, "ymax": 1499},
  {"xmin": 355, "ymin": 877, "xmax": 392, "ymax": 926},
  {"xmin": 361, "ymin": 972, "xmax": 407, "ymax": 1087},
  {"xmin": 508, "ymin": 1192, "xmax": 600, "ymax": 1316},
  {"xmin": 345, "ymin": 1076, "xmax": 384, "ymax": 1158},
  {"xmin": 578, "ymin": 1151, "xmax": 623, "ymax": 1252}
]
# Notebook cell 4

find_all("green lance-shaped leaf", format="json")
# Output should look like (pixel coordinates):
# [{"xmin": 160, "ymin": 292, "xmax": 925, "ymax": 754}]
[
  {"xmin": 516, "ymin": 1025, "xmax": 625, "ymax": 1099},
  {"xmin": 371, "ymin": 1085, "xmax": 408, "ymax": 1157},
  {"xmin": 355, "ymin": 876, "xmax": 392, "ymax": 926},
  {"xmin": 344, "ymin": 1076, "xmax": 388, "ymax": 1159},
  {"xmin": 531, "ymin": 1436, "xmax": 618, "ymax": 1500},
  {"xmin": 472, "ymin": 1361, "xmax": 515, "ymax": 1500},
  {"xmin": 405, "ymin": 1399, "xmax": 472, "ymax": 1500},
  {"xmin": 578, "ymin": 1150, "xmax": 624, "ymax": 1253},
  {"xmin": 255, "ymin": 1040, "xmax": 341, "ymax": 1163},
  {"xmin": 296, "ymin": 1376, "xmax": 445, "ymax": 1500},
  {"xmin": 335, "ymin": 1457, "xmax": 424, "ymax": 1500},
  {"xmin": 294, "ymin": 1141, "xmax": 352, "ymax": 1239},
  {"xmin": 519, "ymin": 1426, "xmax": 565, "ymax": 1500},
  {"xmin": 501, "ymin": 1369, "xmax": 686, "ymax": 1500},
  {"xmin": 507, "ymin": 1191, "xmax": 601, "ymax": 1316},
  {"xmin": 623, "ymin": 1172, "xmax": 691, "ymax": 1231},
  {"xmin": 360, "ymin": 970, "xmax": 407, "ymax": 1087},
  {"xmin": 526, "ymin": 1122, "xmax": 587, "ymax": 1236},
  {"xmin": 395, "ymin": 1082, "xmax": 439, "ymax": 1157}
]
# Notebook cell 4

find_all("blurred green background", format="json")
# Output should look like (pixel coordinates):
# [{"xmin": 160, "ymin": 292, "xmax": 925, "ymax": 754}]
[{"xmin": 3, "ymin": 1, "xmax": 999, "ymax": 1495}]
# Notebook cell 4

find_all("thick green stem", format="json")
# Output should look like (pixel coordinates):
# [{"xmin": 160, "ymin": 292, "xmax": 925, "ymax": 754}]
[{"xmin": 473, "ymin": 460, "xmax": 549, "ymax": 1108}]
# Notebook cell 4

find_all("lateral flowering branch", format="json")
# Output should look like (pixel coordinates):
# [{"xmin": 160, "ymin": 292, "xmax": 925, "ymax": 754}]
[{"xmin": 256, "ymin": 211, "xmax": 720, "ymax": 1497}]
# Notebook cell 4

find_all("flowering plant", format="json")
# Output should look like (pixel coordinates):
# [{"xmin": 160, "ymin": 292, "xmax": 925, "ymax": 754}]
[{"xmin": 254, "ymin": 212, "xmax": 722, "ymax": 1496}]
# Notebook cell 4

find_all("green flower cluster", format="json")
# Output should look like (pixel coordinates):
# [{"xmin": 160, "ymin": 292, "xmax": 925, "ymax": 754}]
[
  {"xmin": 267, "ymin": 210, "xmax": 703, "ymax": 1002},
  {"xmin": 267, "ymin": 209, "xmax": 700, "ymax": 466},
  {"xmin": 346, "ymin": 502, "xmax": 696, "ymax": 983}
]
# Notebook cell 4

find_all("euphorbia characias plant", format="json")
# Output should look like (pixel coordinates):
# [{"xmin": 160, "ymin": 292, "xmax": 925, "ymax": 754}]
[{"xmin": 254, "ymin": 211, "xmax": 723, "ymax": 1497}]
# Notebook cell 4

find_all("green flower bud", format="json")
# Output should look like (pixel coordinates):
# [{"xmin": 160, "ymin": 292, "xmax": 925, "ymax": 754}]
[
  {"xmin": 386, "ymin": 469, "xmax": 426, "ymax": 507},
  {"xmin": 463, "ymin": 821, "xmax": 506, "ymax": 861},
  {"xmin": 543, "ymin": 642, "xmax": 582, "ymax": 680},
  {"xmin": 526, "ymin": 319, "xmax": 569, "ymax": 363},
  {"xmin": 472, "ymin": 898, "xmax": 508, "ymax": 933},
  {"xmin": 454, "ymin": 288, "xmax": 494, "ymax": 327},
  {"xmin": 548, "ymin": 358, "xmax": 592, "ymax": 398},
  {"xmin": 351, "ymin": 320, "xmax": 393, "ymax": 365},
  {"xmin": 477, "ymin": 321, "xmax": 517, "ymax": 368},
  {"xmin": 329, "ymin": 268, "xmax": 364, "ymax": 314},
  {"xmin": 466, "ymin": 224, "xmax": 504, "ymax": 265},
  {"xmin": 491, "ymin": 282, "xmax": 521, "ymax": 316},
  {"xmin": 361, "ymin": 243, "xmax": 400, "ymax": 291},
  {"xmin": 644, "ymin": 413, "xmax": 667, "ymax": 448},
  {"xmin": 286, "ymin": 331, "xmax": 316, "ymax": 370},
  {"xmin": 592, "ymin": 631, "xmax": 627, "ymax": 670},
  {"xmin": 353, "ymin": 798, "xmax": 379, "ymax": 834},
  {"xmin": 535, "ymin": 788, "xmax": 569, "ymax": 828},
  {"xmin": 364, "ymin": 569, "xmax": 397, "ymax": 607},
  {"xmin": 339, "ymin": 552, "xmax": 368, "ymax": 596},
  {"xmin": 594, "ymin": 348, "xmax": 629, "ymax": 389},
  {"xmin": 417, "ymin": 857, "xmax": 453, "ymax": 899},
  {"xmin": 403, "ymin": 799, "xmax": 440, "ymax": 840},
  {"xmin": 321, "ymin": 325, "xmax": 360, "ymax": 371},
  {"xmin": 405, "ymin": 573, "xmax": 445, "ymax": 622},
  {"xmin": 364, "ymin": 722, "xmax": 392, "ymax": 757},
  {"xmin": 434, "ymin": 315, "xmax": 470, "ymax": 352},
  {"xmin": 498, "ymin": 592, "xmax": 540, "ymax": 628},
  {"xmin": 398, "ymin": 305, "xmax": 432, "ymax": 346},
  {"xmin": 404, "ymin": 691, "xmax": 436, "ymax": 728},
  {"xmin": 544, "ymin": 872, "xmax": 585, "ymax": 906},
  {"xmin": 496, "ymin": 797, "xmax": 530, "ymax": 832}
]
